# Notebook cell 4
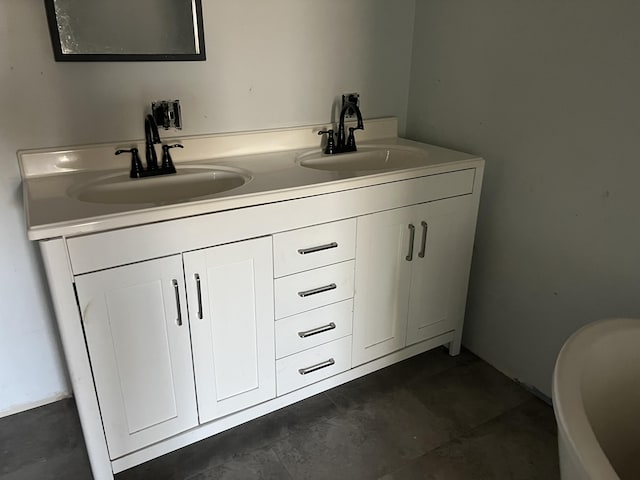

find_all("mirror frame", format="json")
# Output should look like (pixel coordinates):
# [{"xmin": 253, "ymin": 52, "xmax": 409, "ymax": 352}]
[{"xmin": 44, "ymin": 0, "xmax": 206, "ymax": 62}]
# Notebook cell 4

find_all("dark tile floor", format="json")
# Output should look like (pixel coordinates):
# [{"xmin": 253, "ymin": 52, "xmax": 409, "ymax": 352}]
[{"xmin": 0, "ymin": 348, "xmax": 560, "ymax": 480}]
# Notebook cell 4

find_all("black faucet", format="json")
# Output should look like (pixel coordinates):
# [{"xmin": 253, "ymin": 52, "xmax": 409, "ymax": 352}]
[
  {"xmin": 318, "ymin": 96, "xmax": 364, "ymax": 155},
  {"xmin": 337, "ymin": 99, "xmax": 364, "ymax": 153},
  {"xmin": 115, "ymin": 115, "xmax": 181, "ymax": 178},
  {"xmin": 144, "ymin": 114, "xmax": 161, "ymax": 171}
]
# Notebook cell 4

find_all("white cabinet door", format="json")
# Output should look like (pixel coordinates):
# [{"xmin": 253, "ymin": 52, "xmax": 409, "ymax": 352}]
[
  {"xmin": 75, "ymin": 256, "xmax": 197, "ymax": 459},
  {"xmin": 406, "ymin": 197, "xmax": 474, "ymax": 345},
  {"xmin": 352, "ymin": 206, "xmax": 414, "ymax": 366},
  {"xmin": 183, "ymin": 236, "xmax": 276, "ymax": 424},
  {"xmin": 352, "ymin": 195, "xmax": 475, "ymax": 366}
]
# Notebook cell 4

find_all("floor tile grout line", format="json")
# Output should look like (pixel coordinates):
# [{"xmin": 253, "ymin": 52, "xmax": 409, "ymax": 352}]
[
  {"xmin": 205, "ymin": 393, "xmax": 342, "ymax": 461},
  {"xmin": 320, "ymin": 391, "xmax": 341, "ymax": 419},
  {"xmin": 270, "ymin": 445, "xmax": 296, "ymax": 480},
  {"xmin": 377, "ymin": 456, "xmax": 421, "ymax": 480},
  {"xmin": 375, "ymin": 396, "xmax": 556, "ymax": 480},
  {"xmin": 433, "ymin": 394, "xmax": 550, "ymax": 455},
  {"xmin": 404, "ymin": 359, "xmax": 540, "ymax": 433},
  {"xmin": 398, "ymin": 351, "xmax": 482, "ymax": 390},
  {"xmin": 461, "ymin": 393, "xmax": 540, "ymax": 435}
]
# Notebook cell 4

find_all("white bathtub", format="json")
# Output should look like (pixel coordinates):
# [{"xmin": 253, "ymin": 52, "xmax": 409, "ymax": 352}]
[{"xmin": 552, "ymin": 318, "xmax": 640, "ymax": 480}]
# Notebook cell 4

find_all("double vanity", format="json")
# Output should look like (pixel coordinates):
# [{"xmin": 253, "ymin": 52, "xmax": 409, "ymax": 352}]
[{"xmin": 20, "ymin": 117, "xmax": 484, "ymax": 479}]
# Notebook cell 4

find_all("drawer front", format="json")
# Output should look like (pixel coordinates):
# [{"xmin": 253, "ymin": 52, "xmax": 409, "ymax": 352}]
[
  {"xmin": 275, "ymin": 299, "xmax": 353, "ymax": 359},
  {"xmin": 274, "ymin": 261, "xmax": 355, "ymax": 319},
  {"xmin": 276, "ymin": 336, "xmax": 352, "ymax": 396},
  {"xmin": 273, "ymin": 219, "xmax": 356, "ymax": 278}
]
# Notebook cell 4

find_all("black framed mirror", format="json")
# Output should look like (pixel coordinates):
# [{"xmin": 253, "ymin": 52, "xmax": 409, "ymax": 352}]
[{"xmin": 44, "ymin": 0, "xmax": 206, "ymax": 62}]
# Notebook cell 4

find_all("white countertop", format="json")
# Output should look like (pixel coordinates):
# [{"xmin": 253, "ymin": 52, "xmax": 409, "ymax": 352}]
[{"xmin": 20, "ymin": 118, "xmax": 483, "ymax": 241}]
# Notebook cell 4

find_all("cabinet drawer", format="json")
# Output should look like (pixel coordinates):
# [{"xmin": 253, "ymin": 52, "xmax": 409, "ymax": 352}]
[
  {"xmin": 276, "ymin": 336, "xmax": 352, "ymax": 396},
  {"xmin": 273, "ymin": 219, "xmax": 356, "ymax": 278},
  {"xmin": 274, "ymin": 261, "xmax": 355, "ymax": 319},
  {"xmin": 275, "ymin": 299, "xmax": 353, "ymax": 359}
]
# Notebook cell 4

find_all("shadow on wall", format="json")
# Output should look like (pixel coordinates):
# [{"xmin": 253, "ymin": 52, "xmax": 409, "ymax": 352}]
[{"xmin": 16, "ymin": 180, "xmax": 72, "ymax": 396}]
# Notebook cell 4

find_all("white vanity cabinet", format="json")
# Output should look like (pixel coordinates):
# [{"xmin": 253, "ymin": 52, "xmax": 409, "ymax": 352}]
[
  {"xmin": 183, "ymin": 236, "xmax": 275, "ymax": 424},
  {"xmin": 74, "ymin": 256, "xmax": 198, "ymax": 459},
  {"xmin": 352, "ymin": 194, "xmax": 476, "ymax": 366},
  {"xmin": 24, "ymin": 122, "xmax": 484, "ymax": 480}
]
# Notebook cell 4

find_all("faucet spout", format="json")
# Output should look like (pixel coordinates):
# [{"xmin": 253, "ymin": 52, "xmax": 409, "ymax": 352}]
[
  {"xmin": 337, "ymin": 101, "xmax": 364, "ymax": 153},
  {"xmin": 144, "ymin": 114, "xmax": 161, "ymax": 170},
  {"xmin": 145, "ymin": 114, "xmax": 161, "ymax": 144}
]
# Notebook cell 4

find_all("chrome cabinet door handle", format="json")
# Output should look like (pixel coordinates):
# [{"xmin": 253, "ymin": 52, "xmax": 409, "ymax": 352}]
[
  {"xmin": 298, "ymin": 358, "xmax": 335, "ymax": 375},
  {"xmin": 298, "ymin": 283, "xmax": 337, "ymax": 298},
  {"xmin": 298, "ymin": 242, "xmax": 338, "ymax": 255},
  {"xmin": 298, "ymin": 322, "xmax": 337, "ymax": 338},
  {"xmin": 195, "ymin": 274, "xmax": 203, "ymax": 319},
  {"xmin": 172, "ymin": 279, "xmax": 182, "ymax": 326},
  {"xmin": 418, "ymin": 221, "xmax": 428, "ymax": 258},
  {"xmin": 406, "ymin": 224, "xmax": 416, "ymax": 261}
]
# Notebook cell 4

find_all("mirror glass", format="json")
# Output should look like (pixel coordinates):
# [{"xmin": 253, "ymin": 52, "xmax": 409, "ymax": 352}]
[{"xmin": 45, "ymin": 0, "xmax": 205, "ymax": 61}]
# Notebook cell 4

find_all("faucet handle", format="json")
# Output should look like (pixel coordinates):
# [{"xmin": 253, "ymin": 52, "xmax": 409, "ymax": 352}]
[
  {"xmin": 345, "ymin": 126, "xmax": 363, "ymax": 152},
  {"xmin": 116, "ymin": 148, "xmax": 144, "ymax": 179},
  {"xmin": 318, "ymin": 129, "xmax": 335, "ymax": 155},
  {"xmin": 161, "ymin": 144, "xmax": 183, "ymax": 174}
]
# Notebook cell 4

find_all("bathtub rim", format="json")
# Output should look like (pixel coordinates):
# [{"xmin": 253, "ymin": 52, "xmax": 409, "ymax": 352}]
[{"xmin": 552, "ymin": 317, "xmax": 640, "ymax": 480}]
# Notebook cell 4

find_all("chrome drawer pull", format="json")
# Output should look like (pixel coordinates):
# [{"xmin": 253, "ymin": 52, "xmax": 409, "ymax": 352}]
[
  {"xmin": 418, "ymin": 221, "xmax": 428, "ymax": 258},
  {"xmin": 298, "ymin": 358, "xmax": 335, "ymax": 375},
  {"xmin": 298, "ymin": 322, "xmax": 337, "ymax": 338},
  {"xmin": 298, "ymin": 242, "xmax": 338, "ymax": 255},
  {"xmin": 406, "ymin": 224, "xmax": 416, "ymax": 261},
  {"xmin": 298, "ymin": 283, "xmax": 337, "ymax": 298},
  {"xmin": 172, "ymin": 279, "xmax": 182, "ymax": 326},
  {"xmin": 195, "ymin": 274, "xmax": 203, "ymax": 319}
]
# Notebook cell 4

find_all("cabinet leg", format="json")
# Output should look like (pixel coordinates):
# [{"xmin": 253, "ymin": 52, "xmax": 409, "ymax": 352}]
[{"xmin": 447, "ymin": 330, "xmax": 463, "ymax": 356}]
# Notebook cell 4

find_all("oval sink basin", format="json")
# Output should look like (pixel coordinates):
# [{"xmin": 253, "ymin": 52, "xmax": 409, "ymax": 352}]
[
  {"xmin": 298, "ymin": 145, "xmax": 429, "ymax": 172},
  {"xmin": 69, "ymin": 167, "xmax": 250, "ymax": 205}
]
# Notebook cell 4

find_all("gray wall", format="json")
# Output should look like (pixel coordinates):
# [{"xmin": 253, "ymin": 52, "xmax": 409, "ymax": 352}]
[
  {"xmin": 0, "ymin": 0, "xmax": 416, "ymax": 415},
  {"xmin": 407, "ymin": 0, "xmax": 640, "ymax": 396}
]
